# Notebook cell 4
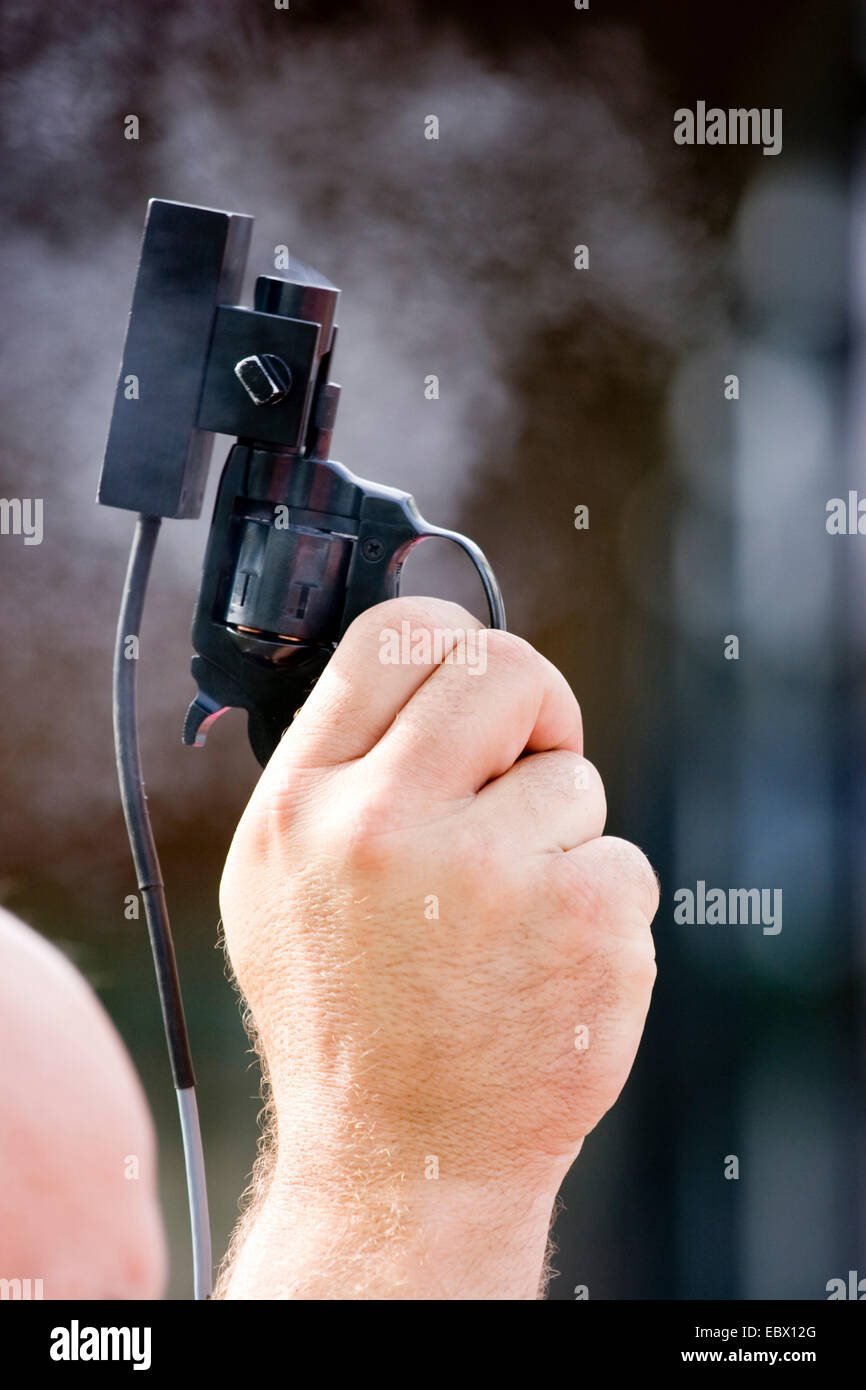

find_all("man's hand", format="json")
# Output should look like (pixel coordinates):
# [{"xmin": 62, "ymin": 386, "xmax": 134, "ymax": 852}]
[{"xmin": 218, "ymin": 597, "xmax": 658, "ymax": 1299}]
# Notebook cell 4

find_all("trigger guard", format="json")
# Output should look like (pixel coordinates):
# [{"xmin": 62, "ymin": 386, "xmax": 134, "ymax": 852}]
[{"xmin": 406, "ymin": 524, "xmax": 506, "ymax": 631}]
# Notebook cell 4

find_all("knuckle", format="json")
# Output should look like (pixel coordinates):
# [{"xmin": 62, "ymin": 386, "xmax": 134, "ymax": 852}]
[
  {"xmin": 330, "ymin": 785, "xmax": 402, "ymax": 875},
  {"xmin": 551, "ymin": 836, "xmax": 660, "ymax": 928},
  {"xmin": 557, "ymin": 751, "xmax": 605, "ymax": 805},
  {"xmin": 614, "ymin": 834, "xmax": 661, "ymax": 922},
  {"xmin": 516, "ymin": 750, "xmax": 606, "ymax": 823},
  {"xmin": 621, "ymin": 933, "xmax": 658, "ymax": 995},
  {"xmin": 600, "ymin": 837, "xmax": 660, "ymax": 922},
  {"xmin": 578, "ymin": 757, "xmax": 607, "ymax": 819},
  {"xmin": 347, "ymin": 595, "xmax": 481, "ymax": 645},
  {"xmin": 482, "ymin": 628, "xmax": 539, "ymax": 677}
]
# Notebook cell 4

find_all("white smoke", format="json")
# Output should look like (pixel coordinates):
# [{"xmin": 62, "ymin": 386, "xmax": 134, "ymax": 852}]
[{"xmin": 0, "ymin": 6, "xmax": 718, "ymax": 881}]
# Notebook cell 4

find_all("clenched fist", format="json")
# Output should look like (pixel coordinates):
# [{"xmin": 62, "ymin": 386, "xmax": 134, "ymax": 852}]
[{"xmin": 218, "ymin": 597, "xmax": 658, "ymax": 1299}]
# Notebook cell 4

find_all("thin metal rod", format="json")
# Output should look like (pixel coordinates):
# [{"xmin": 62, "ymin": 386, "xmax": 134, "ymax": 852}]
[
  {"xmin": 177, "ymin": 1087, "xmax": 213, "ymax": 1301},
  {"xmin": 112, "ymin": 514, "xmax": 213, "ymax": 1299}
]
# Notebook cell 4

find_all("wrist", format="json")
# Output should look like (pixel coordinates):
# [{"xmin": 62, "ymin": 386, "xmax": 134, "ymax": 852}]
[
  {"xmin": 221, "ymin": 1093, "xmax": 571, "ymax": 1299},
  {"xmin": 224, "ymin": 1170, "xmax": 560, "ymax": 1300}
]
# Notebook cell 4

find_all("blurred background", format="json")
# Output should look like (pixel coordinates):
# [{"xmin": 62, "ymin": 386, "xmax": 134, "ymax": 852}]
[{"xmin": 0, "ymin": 0, "xmax": 862, "ymax": 1298}]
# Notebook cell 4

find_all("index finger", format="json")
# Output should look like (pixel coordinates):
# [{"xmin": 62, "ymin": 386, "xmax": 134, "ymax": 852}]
[{"xmin": 271, "ymin": 595, "xmax": 486, "ymax": 769}]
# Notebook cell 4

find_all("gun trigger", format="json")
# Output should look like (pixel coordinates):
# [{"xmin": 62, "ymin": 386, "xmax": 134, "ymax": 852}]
[{"xmin": 183, "ymin": 691, "xmax": 230, "ymax": 748}]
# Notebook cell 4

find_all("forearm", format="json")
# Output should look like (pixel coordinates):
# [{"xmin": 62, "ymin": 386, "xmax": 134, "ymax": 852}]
[
  {"xmin": 217, "ymin": 1083, "xmax": 566, "ymax": 1300},
  {"xmin": 220, "ymin": 1162, "xmax": 559, "ymax": 1300}
]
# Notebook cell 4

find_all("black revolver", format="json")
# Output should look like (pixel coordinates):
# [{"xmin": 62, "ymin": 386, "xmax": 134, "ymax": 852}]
[{"xmin": 98, "ymin": 199, "xmax": 505, "ymax": 765}]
